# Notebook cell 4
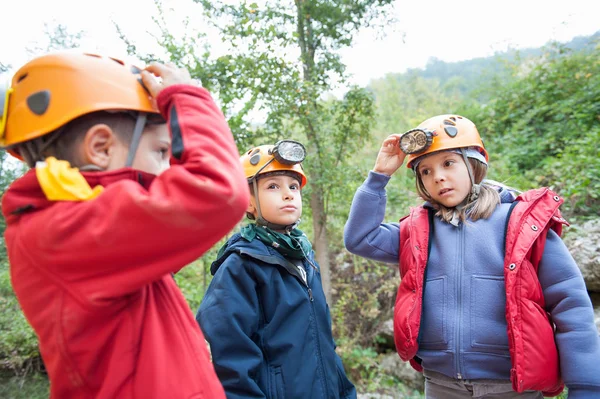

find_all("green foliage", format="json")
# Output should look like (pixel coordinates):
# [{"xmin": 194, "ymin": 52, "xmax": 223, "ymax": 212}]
[
  {"xmin": 0, "ymin": 373, "xmax": 49, "ymax": 399},
  {"xmin": 174, "ymin": 239, "xmax": 226, "ymax": 310},
  {"xmin": 336, "ymin": 342, "xmax": 423, "ymax": 397},
  {"xmin": 466, "ymin": 40, "xmax": 600, "ymax": 217},
  {"xmin": 0, "ymin": 264, "xmax": 43, "ymax": 376}
]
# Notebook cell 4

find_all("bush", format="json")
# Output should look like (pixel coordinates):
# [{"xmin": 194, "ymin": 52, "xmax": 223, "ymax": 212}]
[{"xmin": 0, "ymin": 264, "xmax": 44, "ymax": 377}]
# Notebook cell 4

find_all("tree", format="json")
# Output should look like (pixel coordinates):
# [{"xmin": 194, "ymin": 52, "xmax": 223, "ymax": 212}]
[{"xmin": 137, "ymin": 0, "xmax": 396, "ymax": 302}]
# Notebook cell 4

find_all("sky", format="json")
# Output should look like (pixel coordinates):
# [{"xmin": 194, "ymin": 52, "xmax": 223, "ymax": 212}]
[{"xmin": 1, "ymin": 0, "xmax": 598, "ymax": 88}]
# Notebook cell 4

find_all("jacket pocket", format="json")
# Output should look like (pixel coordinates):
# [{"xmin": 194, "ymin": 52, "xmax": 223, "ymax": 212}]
[
  {"xmin": 335, "ymin": 358, "xmax": 356, "ymax": 398},
  {"xmin": 470, "ymin": 275, "xmax": 509, "ymax": 349},
  {"xmin": 269, "ymin": 366, "xmax": 285, "ymax": 399},
  {"xmin": 418, "ymin": 276, "xmax": 448, "ymax": 348}
]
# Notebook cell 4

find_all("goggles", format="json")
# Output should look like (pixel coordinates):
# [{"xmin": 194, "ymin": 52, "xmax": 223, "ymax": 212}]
[{"xmin": 399, "ymin": 128, "xmax": 434, "ymax": 155}]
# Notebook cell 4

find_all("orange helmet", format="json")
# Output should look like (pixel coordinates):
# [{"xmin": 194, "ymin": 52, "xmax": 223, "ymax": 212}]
[
  {"xmin": 241, "ymin": 143, "xmax": 307, "ymax": 187},
  {"xmin": 0, "ymin": 52, "xmax": 158, "ymax": 154},
  {"xmin": 405, "ymin": 115, "xmax": 488, "ymax": 169}
]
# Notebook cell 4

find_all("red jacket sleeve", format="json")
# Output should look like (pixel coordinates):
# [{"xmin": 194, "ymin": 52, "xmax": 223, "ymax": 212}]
[{"xmin": 18, "ymin": 85, "xmax": 249, "ymax": 301}]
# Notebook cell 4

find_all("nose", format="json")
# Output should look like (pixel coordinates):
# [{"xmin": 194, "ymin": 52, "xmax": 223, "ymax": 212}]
[
  {"xmin": 283, "ymin": 187, "xmax": 294, "ymax": 201},
  {"xmin": 433, "ymin": 170, "xmax": 445, "ymax": 183}
]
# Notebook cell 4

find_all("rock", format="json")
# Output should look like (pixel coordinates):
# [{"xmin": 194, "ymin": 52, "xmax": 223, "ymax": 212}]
[
  {"xmin": 374, "ymin": 319, "xmax": 395, "ymax": 351},
  {"xmin": 379, "ymin": 352, "xmax": 425, "ymax": 392},
  {"xmin": 563, "ymin": 219, "xmax": 600, "ymax": 292}
]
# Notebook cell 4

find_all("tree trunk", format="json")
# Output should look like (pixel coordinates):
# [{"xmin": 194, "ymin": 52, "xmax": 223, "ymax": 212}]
[{"xmin": 310, "ymin": 184, "xmax": 332, "ymax": 305}]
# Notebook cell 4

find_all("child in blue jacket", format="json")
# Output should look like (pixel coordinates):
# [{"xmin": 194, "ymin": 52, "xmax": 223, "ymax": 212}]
[{"xmin": 197, "ymin": 140, "xmax": 357, "ymax": 399}]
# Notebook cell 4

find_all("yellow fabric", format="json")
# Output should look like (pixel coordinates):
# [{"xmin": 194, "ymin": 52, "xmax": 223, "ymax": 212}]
[{"xmin": 36, "ymin": 157, "xmax": 104, "ymax": 201}]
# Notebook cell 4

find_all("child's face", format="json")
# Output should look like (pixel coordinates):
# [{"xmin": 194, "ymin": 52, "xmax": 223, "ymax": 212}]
[
  {"xmin": 248, "ymin": 174, "xmax": 302, "ymax": 228},
  {"xmin": 417, "ymin": 151, "xmax": 472, "ymax": 208},
  {"xmin": 108, "ymin": 124, "xmax": 171, "ymax": 175}
]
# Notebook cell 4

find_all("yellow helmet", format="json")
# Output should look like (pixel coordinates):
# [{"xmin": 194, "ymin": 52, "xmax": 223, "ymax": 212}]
[
  {"xmin": 404, "ymin": 115, "xmax": 488, "ymax": 169},
  {"xmin": 240, "ymin": 141, "xmax": 307, "ymax": 187},
  {"xmin": 0, "ymin": 52, "xmax": 158, "ymax": 157}
]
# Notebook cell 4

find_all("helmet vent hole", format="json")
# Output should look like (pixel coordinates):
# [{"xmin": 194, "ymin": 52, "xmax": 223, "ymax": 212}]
[
  {"xmin": 26, "ymin": 90, "xmax": 51, "ymax": 116},
  {"xmin": 131, "ymin": 65, "xmax": 142, "ymax": 74},
  {"xmin": 443, "ymin": 119, "xmax": 456, "ymax": 126},
  {"xmin": 444, "ymin": 126, "xmax": 458, "ymax": 137},
  {"xmin": 110, "ymin": 57, "xmax": 125, "ymax": 66},
  {"xmin": 16, "ymin": 73, "xmax": 28, "ymax": 83},
  {"xmin": 250, "ymin": 153, "xmax": 261, "ymax": 165}
]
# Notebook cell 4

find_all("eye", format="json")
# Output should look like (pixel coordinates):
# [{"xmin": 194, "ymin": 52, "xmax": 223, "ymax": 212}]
[
  {"xmin": 420, "ymin": 168, "xmax": 430, "ymax": 176},
  {"xmin": 444, "ymin": 160, "xmax": 455, "ymax": 167},
  {"xmin": 156, "ymin": 146, "xmax": 170, "ymax": 159},
  {"xmin": 267, "ymin": 183, "xmax": 278, "ymax": 189},
  {"xmin": 290, "ymin": 183, "xmax": 299, "ymax": 190}
]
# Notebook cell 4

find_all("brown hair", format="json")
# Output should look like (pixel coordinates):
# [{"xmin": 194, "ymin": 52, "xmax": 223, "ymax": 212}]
[
  {"xmin": 415, "ymin": 157, "xmax": 500, "ymax": 224},
  {"xmin": 17, "ymin": 111, "xmax": 137, "ymax": 168}
]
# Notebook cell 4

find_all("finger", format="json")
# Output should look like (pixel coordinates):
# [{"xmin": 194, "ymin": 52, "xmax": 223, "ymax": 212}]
[
  {"xmin": 144, "ymin": 62, "xmax": 170, "ymax": 77},
  {"xmin": 382, "ymin": 136, "xmax": 400, "ymax": 147},
  {"xmin": 140, "ymin": 70, "xmax": 161, "ymax": 98}
]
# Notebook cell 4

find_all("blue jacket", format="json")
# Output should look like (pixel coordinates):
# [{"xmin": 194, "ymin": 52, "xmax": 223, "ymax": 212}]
[{"xmin": 197, "ymin": 231, "xmax": 357, "ymax": 399}]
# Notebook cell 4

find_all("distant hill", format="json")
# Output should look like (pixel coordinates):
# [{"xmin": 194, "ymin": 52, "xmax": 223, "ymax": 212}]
[{"xmin": 369, "ymin": 30, "xmax": 600, "ymax": 98}]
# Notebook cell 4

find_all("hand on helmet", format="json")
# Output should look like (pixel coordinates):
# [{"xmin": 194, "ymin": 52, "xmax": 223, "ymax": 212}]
[
  {"xmin": 373, "ymin": 134, "xmax": 407, "ymax": 176},
  {"xmin": 141, "ymin": 62, "xmax": 194, "ymax": 98}
]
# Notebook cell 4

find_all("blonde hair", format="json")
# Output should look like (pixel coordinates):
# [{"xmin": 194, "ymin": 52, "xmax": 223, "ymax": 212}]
[{"xmin": 415, "ymin": 157, "xmax": 500, "ymax": 224}]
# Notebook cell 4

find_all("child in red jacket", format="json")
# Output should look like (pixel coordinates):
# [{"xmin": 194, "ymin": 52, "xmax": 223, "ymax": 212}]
[{"xmin": 0, "ymin": 53, "xmax": 249, "ymax": 398}]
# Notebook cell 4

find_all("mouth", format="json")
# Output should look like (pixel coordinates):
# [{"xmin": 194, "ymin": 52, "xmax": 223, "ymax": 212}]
[
  {"xmin": 438, "ymin": 188, "xmax": 453, "ymax": 196},
  {"xmin": 281, "ymin": 206, "xmax": 297, "ymax": 211}
]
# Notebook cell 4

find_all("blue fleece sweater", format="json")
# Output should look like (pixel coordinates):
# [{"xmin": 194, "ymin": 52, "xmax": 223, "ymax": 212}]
[{"xmin": 344, "ymin": 171, "xmax": 600, "ymax": 398}]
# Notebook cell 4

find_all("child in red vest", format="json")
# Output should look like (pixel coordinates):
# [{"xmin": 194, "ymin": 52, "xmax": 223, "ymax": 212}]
[
  {"xmin": 344, "ymin": 115, "xmax": 600, "ymax": 398},
  {"xmin": 0, "ymin": 53, "xmax": 249, "ymax": 398}
]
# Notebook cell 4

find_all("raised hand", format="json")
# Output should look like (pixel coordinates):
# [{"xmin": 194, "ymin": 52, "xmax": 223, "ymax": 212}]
[
  {"xmin": 141, "ymin": 62, "xmax": 194, "ymax": 98},
  {"xmin": 373, "ymin": 134, "xmax": 407, "ymax": 176}
]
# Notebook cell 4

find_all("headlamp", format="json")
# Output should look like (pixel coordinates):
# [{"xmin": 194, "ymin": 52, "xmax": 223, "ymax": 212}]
[
  {"xmin": 399, "ymin": 128, "xmax": 434, "ymax": 155},
  {"xmin": 269, "ymin": 140, "xmax": 306, "ymax": 165}
]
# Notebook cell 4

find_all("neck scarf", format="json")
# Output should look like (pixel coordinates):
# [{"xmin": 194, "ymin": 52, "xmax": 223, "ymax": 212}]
[{"xmin": 240, "ymin": 224, "xmax": 312, "ymax": 259}]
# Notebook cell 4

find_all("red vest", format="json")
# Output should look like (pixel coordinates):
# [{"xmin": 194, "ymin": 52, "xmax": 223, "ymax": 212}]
[{"xmin": 393, "ymin": 188, "xmax": 567, "ymax": 396}]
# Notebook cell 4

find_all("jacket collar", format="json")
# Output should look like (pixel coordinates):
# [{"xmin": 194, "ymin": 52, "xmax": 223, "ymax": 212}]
[
  {"xmin": 211, "ymin": 232, "xmax": 316, "ymax": 284},
  {"xmin": 2, "ymin": 167, "xmax": 156, "ymax": 218}
]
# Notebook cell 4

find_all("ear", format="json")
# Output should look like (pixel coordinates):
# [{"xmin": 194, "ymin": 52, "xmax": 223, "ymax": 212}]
[
  {"xmin": 81, "ymin": 124, "xmax": 118, "ymax": 170},
  {"xmin": 246, "ymin": 196, "xmax": 257, "ymax": 218}
]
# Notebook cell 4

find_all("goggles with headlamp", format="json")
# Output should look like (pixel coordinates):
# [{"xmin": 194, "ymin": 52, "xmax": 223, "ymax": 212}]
[
  {"xmin": 399, "ymin": 128, "xmax": 435, "ymax": 155},
  {"xmin": 250, "ymin": 139, "xmax": 306, "ymax": 180}
]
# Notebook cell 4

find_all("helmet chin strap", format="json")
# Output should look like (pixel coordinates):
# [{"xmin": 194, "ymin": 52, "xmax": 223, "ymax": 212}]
[
  {"xmin": 251, "ymin": 178, "xmax": 300, "ymax": 233},
  {"xmin": 125, "ymin": 112, "xmax": 148, "ymax": 167},
  {"xmin": 460, "ymin": 148, "xmax": 480, "ymax": 202}
]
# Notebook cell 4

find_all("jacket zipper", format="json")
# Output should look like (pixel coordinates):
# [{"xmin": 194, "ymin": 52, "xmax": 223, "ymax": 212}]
[
  {"xmin": 305, "ymin": 261, "xmax": 329, "ymax": 397},
  {"xmin": 455, "ymin": 224, "xmax": 464, "ymax": 379}
]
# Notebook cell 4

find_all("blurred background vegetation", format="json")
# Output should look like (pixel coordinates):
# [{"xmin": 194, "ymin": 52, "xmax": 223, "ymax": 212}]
[{"xmin": 1, "ymin": 3, "xmax": 598, "ymax": 397}]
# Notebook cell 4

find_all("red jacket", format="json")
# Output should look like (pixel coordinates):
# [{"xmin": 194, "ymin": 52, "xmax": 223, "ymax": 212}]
[
  {"xmin": 2, "ymin": 85, "xmax": 249, "ymax": 398},
  {"xmin": 394, "ymin": 188, "xmax": 567, "ymax": 396}
]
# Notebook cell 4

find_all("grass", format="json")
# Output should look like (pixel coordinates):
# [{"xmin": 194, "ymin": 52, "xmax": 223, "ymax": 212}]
[{"xmin": 0, "ymin": 373, "xmax": 49, "ymax": 399}]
